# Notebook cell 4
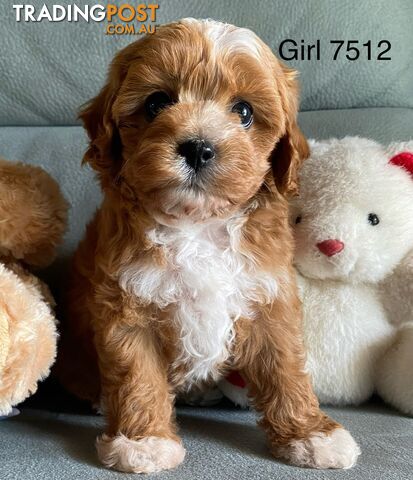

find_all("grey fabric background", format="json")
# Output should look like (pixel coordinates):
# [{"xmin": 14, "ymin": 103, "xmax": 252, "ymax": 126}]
[
  {"xmin": 0, "ymin": 1, "xmax": 412, "ymax": 479},
  {"xmin": 0, "ymin": 0, "xmax": 412, "ymax": 125},
  {"xmin": 1, "ymin": 402, "xmax": 413, "ymax": 480}
]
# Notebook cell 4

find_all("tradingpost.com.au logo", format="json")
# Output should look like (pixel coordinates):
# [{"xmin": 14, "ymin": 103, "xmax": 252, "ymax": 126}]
[{"xmin": 12, "ymin": 3, "xmax": 160, "ymax": 35}]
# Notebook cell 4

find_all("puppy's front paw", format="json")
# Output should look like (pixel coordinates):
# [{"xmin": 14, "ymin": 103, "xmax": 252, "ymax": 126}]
[
  {"xmin": 275, "ymin": 428, "xmax": 360, "ymax": 469},
  {"xmin": 96, "ymin": 434, "xmax": 186, "ymax": 473}
]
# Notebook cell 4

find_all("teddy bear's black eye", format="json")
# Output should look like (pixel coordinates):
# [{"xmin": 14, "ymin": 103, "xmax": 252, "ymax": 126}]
[
  {"xmin": 368, "ymin": 213, "xmax": 380, "ymax": 226},
  {"xmin": 145, "ymin": 91, "xmax": 174, "ymax": 120},
  {"xmin": 295, "ymin": 215, "xmax": 302, "ymax": 224}
]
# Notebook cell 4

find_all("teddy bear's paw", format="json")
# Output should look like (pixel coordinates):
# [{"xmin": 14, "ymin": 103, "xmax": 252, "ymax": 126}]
[
  {"xmin": 276, "ymin": 428, "xmax": 361, "ymax": 469},
  {"xmin": 96, "ymin": 433, "xmax": 186, "ymax": 473},
  {"xmin": 376, "ymin": 323, "xmax": 413, "ymax": 415}
]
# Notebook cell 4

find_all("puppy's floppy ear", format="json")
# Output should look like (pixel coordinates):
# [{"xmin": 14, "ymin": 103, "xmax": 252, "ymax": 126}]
[
  {"xmin": 79, "ymin": 73, "xmax": 123, "ymax": 186},
  {"xmin": 271, "ymin": 119, "xmax": 309, "ymax": 196},
  {"xmin": 270, "ymin": 64, "xmax": 309, "ymax": 196}
]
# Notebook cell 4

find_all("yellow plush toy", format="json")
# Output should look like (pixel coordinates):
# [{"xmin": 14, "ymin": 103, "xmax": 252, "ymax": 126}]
[{"xmin": 0, "ymin": 158, "xmax": 67, "ymax": 416}]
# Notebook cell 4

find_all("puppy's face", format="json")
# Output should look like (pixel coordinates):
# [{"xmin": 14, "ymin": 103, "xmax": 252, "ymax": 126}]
[{"xmin": 82, "ymin": 19, "xmax": 308, "ymax": 224}]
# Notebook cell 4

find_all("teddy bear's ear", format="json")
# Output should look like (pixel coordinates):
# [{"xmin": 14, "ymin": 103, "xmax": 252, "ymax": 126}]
[{"xmin": 389, "ymin": 152, "xmax": 413, "ymax": 179}]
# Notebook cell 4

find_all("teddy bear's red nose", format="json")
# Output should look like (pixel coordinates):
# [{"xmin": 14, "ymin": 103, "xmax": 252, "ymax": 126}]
[{"xmin": 317, "ymin": 239, "xmax": 344, "ymax": 257}]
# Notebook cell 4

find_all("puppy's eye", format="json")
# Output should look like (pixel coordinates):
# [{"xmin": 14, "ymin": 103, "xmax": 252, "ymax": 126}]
[
  {"xmin": 232, "ymin": 101, "xmax": 253, "ymax": 128},
  {"xmin": 295, "ymin": 215, "xmax": 302, "ymax": 224},
  {"xmin": 368, "ymin": 213, "xmax": 380, "ymax": 226},
  {"xmin": 145, "ymin": 91, "xmax": 173, "ymax": 120}
]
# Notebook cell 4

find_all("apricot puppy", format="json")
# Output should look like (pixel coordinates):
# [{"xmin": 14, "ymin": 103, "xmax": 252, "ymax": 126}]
[{"xmin": 58, "ymin": 19, "xmax": 360, "ymax": 473}]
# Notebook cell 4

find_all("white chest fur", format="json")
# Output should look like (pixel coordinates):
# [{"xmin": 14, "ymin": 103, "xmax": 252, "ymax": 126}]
[{"xmin": 119, "ymin": 215, "xmax": 278, "ymax": 385}]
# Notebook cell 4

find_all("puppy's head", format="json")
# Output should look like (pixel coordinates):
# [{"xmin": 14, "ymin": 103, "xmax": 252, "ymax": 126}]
[{"xmin": 81, "ymin": 19, "xmax": 308, "ymax": 225}]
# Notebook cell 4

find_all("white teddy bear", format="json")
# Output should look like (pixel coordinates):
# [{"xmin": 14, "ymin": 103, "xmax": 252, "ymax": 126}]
[
  {"xmin": 220, "ymin": 137, "xmax": 413, "ymax": 414},
  {"xmin": 292, "ymin": 137, "xmax": 413, "ymax": 414}
]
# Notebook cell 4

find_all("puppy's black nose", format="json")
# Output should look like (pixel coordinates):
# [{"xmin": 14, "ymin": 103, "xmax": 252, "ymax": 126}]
[{"xmin": 178, "ymin": 139, "xmax": 215, "ymax": 172}]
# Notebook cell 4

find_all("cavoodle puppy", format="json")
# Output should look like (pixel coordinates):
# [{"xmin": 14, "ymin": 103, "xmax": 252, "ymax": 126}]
[{"xmin": 58, "ymin": 19, "xmax": 360, "ymax": 473}]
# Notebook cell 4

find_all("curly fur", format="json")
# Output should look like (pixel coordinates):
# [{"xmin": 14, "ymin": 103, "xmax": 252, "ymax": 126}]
[
  {"xmin": 0, "ymin": 264, "xmax": 57, "ymax": 415},
  {"xmin": 0, "ymin": 158, "xmax": 67, "ymax": 267},
  {"xmin": 96, "ymin": 434, "xmax": 186, "ymax": 473},
  {"xmin": 0, "ymin": 157, "xmax": 67, "ymax": 415},
  {"xmin": 119, "ymin": 215, "xmax": 278, "ymax": 384},
  {"xmin": 57, "ymin": 19, "xmax": 358, "ymax": 472}
]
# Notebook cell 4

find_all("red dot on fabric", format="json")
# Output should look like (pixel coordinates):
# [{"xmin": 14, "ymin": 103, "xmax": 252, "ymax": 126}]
[
  {"xmin": 226, "ymin": 371, "xmax": 247, "ymax": 388},
  {"xmin": 390, "ymin": 152, "xmax": 413, "ymax": 178}
]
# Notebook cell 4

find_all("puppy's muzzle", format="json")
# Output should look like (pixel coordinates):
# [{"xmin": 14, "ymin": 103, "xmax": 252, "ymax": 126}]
[{"xmin": 178, "ymin": 139, "xmax": 215, "ymax": 172}]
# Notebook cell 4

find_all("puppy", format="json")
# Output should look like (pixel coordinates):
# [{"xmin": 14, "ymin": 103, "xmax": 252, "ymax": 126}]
[{"xmin": 58, "ymin": 19, "xmax": 360, "ymax": 473}]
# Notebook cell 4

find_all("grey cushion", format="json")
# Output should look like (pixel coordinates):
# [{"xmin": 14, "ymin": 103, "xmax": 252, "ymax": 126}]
[
  {"xmin": 0, "ymin": 0, "xmax": 412, "ymax": 126},
  {"xmin": 1, "ymin": 402, "xmax": 412, "ymax": 480}
]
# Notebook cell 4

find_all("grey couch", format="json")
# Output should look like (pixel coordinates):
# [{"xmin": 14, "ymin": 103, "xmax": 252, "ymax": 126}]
[{"xmin": 0, "ymin": 1, "xmax": 412, "ymax": 479}]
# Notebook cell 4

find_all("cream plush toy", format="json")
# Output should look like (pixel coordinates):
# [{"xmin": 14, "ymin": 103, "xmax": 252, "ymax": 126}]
[
  {"xmin": 220, "ymin": 137, "xmax": 413, "ymax": 414},
  {"xmin": 0, "ymin": 158, "xmax": 67, "ymax": 416},
  {"xmin": 292, "ymin": 137, "xmax": 413, "ymax": 414}
]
